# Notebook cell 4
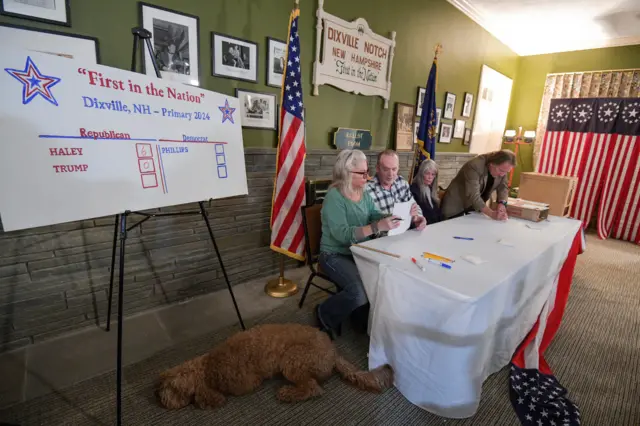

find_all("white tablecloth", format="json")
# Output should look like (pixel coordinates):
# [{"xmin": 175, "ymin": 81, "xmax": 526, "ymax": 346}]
[{"xmin": 350, "ymin": 213, "xmax": 581, "ymax": 418}]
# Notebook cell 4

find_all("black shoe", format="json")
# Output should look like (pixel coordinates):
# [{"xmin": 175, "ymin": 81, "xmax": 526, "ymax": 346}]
[
  {"xmin": 314, "ymin": 304, "xmax": 336, "ymax": 340},
  {"xmin": 350, "ymin": 304, "xmax": 370, "ymax": 335}
]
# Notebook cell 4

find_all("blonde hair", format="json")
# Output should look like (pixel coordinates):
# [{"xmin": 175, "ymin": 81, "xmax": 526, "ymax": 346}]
[
  {"xmin": 330, "ymin": 149, "xmax": 368, "ymax": 195},
  {"xmin": 416, "ymin": 159, "xmax": 440, "ymax": 205}
]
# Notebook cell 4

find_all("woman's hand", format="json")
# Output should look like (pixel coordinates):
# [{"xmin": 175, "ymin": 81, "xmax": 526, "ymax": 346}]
[{"xmin": 377, "ymin": 216, "xmax": 402, "ymax": 232}]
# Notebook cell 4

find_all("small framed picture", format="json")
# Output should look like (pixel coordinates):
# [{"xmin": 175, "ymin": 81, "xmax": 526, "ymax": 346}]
[
  {"xmin": 440, "ymin": 123, "xmax": 453, "ymax": 143},
  {"xmin": 394, "ymin": 102, "xmax": 415, "ymax": 151},
  {"xmin": 416, "ymin": 87, "xmax": 426, "ymax": 117},
  {"xmin": 453, "ymin": 119, "xmax": 466, "ymax": 138},
  {"xmin": 413, "ymin": 120, "xmax": 420, "ymax": 145},
  {"xmin": 462, "ymin": 92, "xmax": 474, "ymax": 118},
  {"xmin": 212, "ymin": 32, "xmax": 258, "ymax": 83},
  {"xmin": 266, "ymin": 37, "xmax": 287, "ymax": 88},
  {"xmin": 140, "ymin": 3, "xmax": 200, "ymax": 86},
  {"xmin": 0, "ymin": 23, "xmax": 99, "ymax": 63},
  {"xmin": 444, "ymin": 92, "xmax": 456, "ymax": 119},
  {"xmin": 463, "ymin": 128, "xmax": 471, "ymax": 145},
  {"xmin": 1, "ymin": 0, "xmax": 70, "ymax": 26},
  {"xmin": 435, "ymin": 108, "xmax": 442, "ymax": 133},
  {"xmin": 235, "ymin": 89, "xmax": 277, "ymax": 130}
]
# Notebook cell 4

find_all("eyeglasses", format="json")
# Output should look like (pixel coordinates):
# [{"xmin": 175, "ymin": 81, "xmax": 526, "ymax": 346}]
[{"xmin": 350, "ymin": 170, "xmax": 369, "ymax": 178}]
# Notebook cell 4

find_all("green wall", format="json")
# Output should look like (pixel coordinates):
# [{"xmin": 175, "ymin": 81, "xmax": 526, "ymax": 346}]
[
  {"xmin": 0, "ymin": 0, "xmax": 518, "ymax": 151},
  {"xmin": 505, "ymin": 44, "xmax": 640, "ymax": 186}
]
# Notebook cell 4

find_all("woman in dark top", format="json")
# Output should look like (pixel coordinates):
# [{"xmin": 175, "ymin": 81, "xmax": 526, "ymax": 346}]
[{"xmin": 410, "ymin": 159, "xmax": 444, "ymax": 224}]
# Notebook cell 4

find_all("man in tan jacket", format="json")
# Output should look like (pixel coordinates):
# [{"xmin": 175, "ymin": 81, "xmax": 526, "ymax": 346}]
[{"xmin": 440, "ymin": 150, "xmax": 516, "ymax": 220}]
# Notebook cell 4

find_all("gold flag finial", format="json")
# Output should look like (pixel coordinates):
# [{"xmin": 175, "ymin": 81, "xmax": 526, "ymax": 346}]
[
  {"xmin": 294, "ymin": 0, "xmax": 300, "ymax": 8},
  {"xmin": 434, "ymin": 43, "xmax": 443, "ymax": 59}
]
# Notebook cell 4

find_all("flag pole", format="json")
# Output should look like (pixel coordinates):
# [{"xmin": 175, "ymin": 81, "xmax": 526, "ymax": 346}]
[{"xmin": 265, "ymin": 0, "xmax": 301, "ymax": 299}]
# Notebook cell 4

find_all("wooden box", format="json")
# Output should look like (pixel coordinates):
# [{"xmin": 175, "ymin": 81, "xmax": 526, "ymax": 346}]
[
  {"xmin": 491, "ymin": 197, "xmax": 549, "ymax": 222},
  {"xmin": 518, "ymin": 173, "xmax": 577, "ymax": 217}
]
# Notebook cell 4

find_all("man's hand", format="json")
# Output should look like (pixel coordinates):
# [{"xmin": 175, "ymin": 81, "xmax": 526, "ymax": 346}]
[
  {"xmin": 412, "ymin": 215, "xmax": 427, "ymax": 230},
  {"xmin": 410, "ymin": 203, "xmax": 419, "ymax": 217},
  {"xmin": 496, "ymin": 204, "xmax": 508, "ymax": 221}
]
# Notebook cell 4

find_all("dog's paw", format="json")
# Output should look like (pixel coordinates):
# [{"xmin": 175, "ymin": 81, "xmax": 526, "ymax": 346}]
[{"xmin": 276, "ymin": 383, "xmax": 324, "ymax": 403}]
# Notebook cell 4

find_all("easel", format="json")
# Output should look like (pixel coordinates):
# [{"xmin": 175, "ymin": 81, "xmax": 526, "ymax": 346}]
[{"xmin": 104, "ymin": 27, "xmax": 246, "ymax": 426}]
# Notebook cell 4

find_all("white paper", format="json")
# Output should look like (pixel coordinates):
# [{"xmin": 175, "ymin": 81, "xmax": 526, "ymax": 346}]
[
  {"xmin": 461, "ymin": 254, "xmax": 487, "ymax": 265},
  {"xmin": 388, "ymin": 201, "xmax": 412, "ymax": 236}
]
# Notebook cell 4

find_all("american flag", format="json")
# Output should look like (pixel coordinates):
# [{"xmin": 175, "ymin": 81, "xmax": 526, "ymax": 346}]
[
  {"xmin": 269, "ymin": 7, "xmax": 306, "ymax": 261},
  {"xmin": 509, "ymin": 230, "xmax": 584, "ymax": 425},
  {"xmin": 537, "ymin": 98, "xmax": 640, "ymax": 243}
]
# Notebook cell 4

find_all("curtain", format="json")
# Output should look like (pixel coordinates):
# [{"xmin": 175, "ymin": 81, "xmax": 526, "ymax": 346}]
[
  {"xmin": 533, "ymin": 69, "xmax": 640, "ymax": 169},
  {"xmin": 537, "ymin": 98, "xmax": 640, "ymax": 244}
]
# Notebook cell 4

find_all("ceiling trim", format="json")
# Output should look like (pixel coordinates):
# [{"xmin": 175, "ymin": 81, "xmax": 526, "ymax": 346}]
[{"xmin": 447, "ymin": 0, "xmax": 640, "ymax": 56}]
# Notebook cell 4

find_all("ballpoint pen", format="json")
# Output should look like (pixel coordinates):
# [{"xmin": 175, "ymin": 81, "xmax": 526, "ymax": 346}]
[
  {"xmin": 411, "ymin": 257, "xmax": 425, "ymax": 271},
  {"xmin": 426, "ymin": 258, "xmax": 452, "ymax": 269},
  {"xmin": 453, "ymin": 236, "xmax": 474, "ymax": 240}
]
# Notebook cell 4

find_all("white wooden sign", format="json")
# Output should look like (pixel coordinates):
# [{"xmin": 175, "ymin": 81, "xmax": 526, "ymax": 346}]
[
  {"xmin": 312, "ymin": 0, "xmax": 396, "ymax": 108},
  {"xmin": 0, "ymin": 47, "xmax": 248, "ymax": 232}
]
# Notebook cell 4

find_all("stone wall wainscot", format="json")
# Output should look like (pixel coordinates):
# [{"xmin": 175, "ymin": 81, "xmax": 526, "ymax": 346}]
[{"xmin": 0, "ymin": 148, "xmax": 475, "ymax": 353}]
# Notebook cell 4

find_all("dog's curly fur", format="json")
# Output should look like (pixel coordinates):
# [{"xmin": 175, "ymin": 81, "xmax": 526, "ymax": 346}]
[{"xmin": 156, "ymin": 323, "xmax": 394, "ymax": 409}]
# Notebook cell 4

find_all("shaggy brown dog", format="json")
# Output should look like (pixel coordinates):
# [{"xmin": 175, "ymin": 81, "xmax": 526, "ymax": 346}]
[{"xmin": 157, "ymin": 323, "xmax": 393, "ymax": 409}]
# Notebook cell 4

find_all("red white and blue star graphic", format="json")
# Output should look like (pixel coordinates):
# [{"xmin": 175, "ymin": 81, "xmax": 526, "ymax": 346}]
[
  {"xmin": 4, "ymin": 56, "xmax": 61, "ymax": 106},
  {"xmin": 219, "ymin": 99, "xmax": 236, "ymax": 124}
]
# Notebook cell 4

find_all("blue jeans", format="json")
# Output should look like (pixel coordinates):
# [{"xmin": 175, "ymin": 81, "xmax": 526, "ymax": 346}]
[{"xmin": 318, "ymin": 252, "xmax": 368, "ymax": 330}]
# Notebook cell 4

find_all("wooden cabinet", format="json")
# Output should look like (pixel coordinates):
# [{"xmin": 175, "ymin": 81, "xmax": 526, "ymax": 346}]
[{"xmin": 518, "ymin": 173, "xmax": 578, "ymax": 217}]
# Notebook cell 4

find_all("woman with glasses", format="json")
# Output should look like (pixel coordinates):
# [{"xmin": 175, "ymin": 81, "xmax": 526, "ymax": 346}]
[
  {"xmin": 316, "ymin": 149, "xmax": 401, "ymax": 338},
  {"xmin": 410, "ymin": 159, "xmax": 444, "ymax": 224}
]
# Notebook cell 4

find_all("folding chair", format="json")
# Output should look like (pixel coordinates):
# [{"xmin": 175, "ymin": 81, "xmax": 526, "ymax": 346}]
[{"xmin": 298, "ymin": 203, "xmax": 338, "ymax": 309}]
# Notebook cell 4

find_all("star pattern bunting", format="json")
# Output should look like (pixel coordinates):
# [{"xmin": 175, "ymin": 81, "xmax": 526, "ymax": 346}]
[
  {"xmin": 219, "ymin": 99, "xmax": 236, "ymax": 124},
  {"xmin": 5, "ymin": 56, "xmax": 61, "ymax": 106},
  {"xmin": 547, "ymin": 98, "xmax": 640, "ymax": 135},
  {"xmin": 510, "ymin": 365, "xmax": 581, "ymax": 425},
  {"xmin": 282, "ymin": 16, "xmax": 304, "ymax": 122}
]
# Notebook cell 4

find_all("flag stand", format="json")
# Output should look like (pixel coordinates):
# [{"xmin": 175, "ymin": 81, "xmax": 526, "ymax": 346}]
[{"xmin": 264, "ymin": 254, "xmax": 298, "ymax": 297}]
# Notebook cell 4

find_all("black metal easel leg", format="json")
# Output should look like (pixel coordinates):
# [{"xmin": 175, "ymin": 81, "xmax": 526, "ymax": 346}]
[
  {"xmin": 116, "ymin": 212, "xmax": 128, "ymax": 426},
  {"xmin": 106, "ymin": 214, "xmax": 119, "ymax": 331},
  {"xmin": 198, "ymin": 202, "xmax": 246, "ymax": 331}
]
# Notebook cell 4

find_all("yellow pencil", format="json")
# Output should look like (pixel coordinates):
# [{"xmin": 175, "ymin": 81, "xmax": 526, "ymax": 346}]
[{"xmin": 423, "ymin": 252, "xmax": 455, "ymax": 263}]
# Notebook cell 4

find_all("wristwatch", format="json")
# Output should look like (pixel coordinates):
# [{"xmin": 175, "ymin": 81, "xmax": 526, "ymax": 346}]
[
  {"xmin": 371, "ymin": 222, "xmax": 379, "ymax": 234},
  {"xmin": 498, "ymin": 200, "xmax": 508, "ymax": 207}
]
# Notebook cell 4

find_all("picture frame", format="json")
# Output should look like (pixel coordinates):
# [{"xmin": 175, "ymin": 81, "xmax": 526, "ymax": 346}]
[
  {"xmin": 453, "ymin": 119, "xmax": 466, "ymax": 138},
  {"xmin": 0, "ymin": 22, "xmax": 100, "ymax": 63},
  {"xmin": 212, "ymin": 32, "xmax": 258, "ymax": 83},
  {"xmin": 266, "ymin": 37, "xmax": 286, "ymax": 88},
  {"xmin": 463, "ymin": 128, "xmax": 471, "ymax": 146},
  {"xmin": 435, "ymin": 107, "xmax": 442, "ymax": 134},
  {"xmin": 443, "ymin": 92, "xmax": 456, "ymax": 120},
  {"xmin": 394, "ymin": 102, "xmax": 415, "ymax": 151},
  {"xmin": 140, "ymin": 2, "xmax": 200, "ymax": 86},
  {"xmin": 462, "ymin": 92, "xmax": 474, "ymax": 118},
  {"xmin": 413, "ymin": 120, "xmax": 420, "ymax": 145},
  {"xmin": 1, "ymin": 0, "xmax": 70, "ymax": 26},
  {"xmin": 235, "ymin": 89, "xmax": 277, "ymax": 130},
  {"xmin": 416, "ymin": 87, "xmax": 426, "ymax": 117},
  {"xmin": 440, "ymin": 123, "xmax": 453, "ymax": 143}
]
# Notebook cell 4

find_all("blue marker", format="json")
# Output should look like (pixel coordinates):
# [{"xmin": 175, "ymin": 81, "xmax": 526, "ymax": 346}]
[
  {"xmin": 453, "ymin": 236, "xmax": 474, "ymax": 240},
  {"xmin": 426, "ymin": 258, "xmax": 452, "ymax": 269}
]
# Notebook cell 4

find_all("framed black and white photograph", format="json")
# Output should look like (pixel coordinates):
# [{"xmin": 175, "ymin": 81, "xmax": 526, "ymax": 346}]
[
  {"xmin": 0, "ymin": 23, "xmax": 99, "ymax": 63},
  {"xmin": 266, "ymin": 37, "xmax": 286, "ymax": 88},
  {"xmin": 394, "ymin": 102, "xmax": 415, "ymax": 152},
  {"xmin": 444, "ymin": 92, "xmax": 456, "ymax": 119},
  {"xmin": 435, "ymin": 107, "xmax": 442, "ymax": 133},
  {"xmin": 416, "ymin": 87, "xmax": 426, "ymax": 117},
  {"xmin": 440, "ymin": 123, "xmax": 453, "ymax": 143},
  {"xmin": 235, "ymin": 89, "xmax": 277, "ymax": 130},
  {"xmin": 413, "ymin": 120, "xmax": 420, "ymax": 145},
  {"xmin": 454, "ymin": 119, "xmax": 466, "ymax": 138},
  {"xmin": 462, "ymin": 92, "xmax": 474, "ymax": 118},
  {"xmin": 463, "ymin": 127, "xmax": 471, "ymax": 145},
  {"xmin": 1, "ymin": 0, "xmax": 70, "ymax": 26},
  {"xmin": 140, "ymin": 3, "xmax": 200, "ymax": 86},
  {"xmin": 212, "ymin": 32, "xmax": 258, "ymax": 83}
]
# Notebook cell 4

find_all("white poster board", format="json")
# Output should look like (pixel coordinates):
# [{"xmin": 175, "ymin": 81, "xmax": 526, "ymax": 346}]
[
  {"xmin": 0, "ymin": 47, "xmax": 248, "ymax": 232},
  {"xmin": 312, "ymin": 0, "xmax": 396, "ymax": 109}
]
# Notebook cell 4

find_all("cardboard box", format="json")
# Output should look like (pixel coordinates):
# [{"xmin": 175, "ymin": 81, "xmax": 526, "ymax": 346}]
[{"xmin": 491, "ymin": 197, "xmax": 549, "ymax": 222}]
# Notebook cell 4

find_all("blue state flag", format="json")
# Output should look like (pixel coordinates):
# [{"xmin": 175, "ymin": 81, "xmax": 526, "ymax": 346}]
[{"xmin": 411, "ymin": 58, "xmax": 438, "ymax": 181}]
